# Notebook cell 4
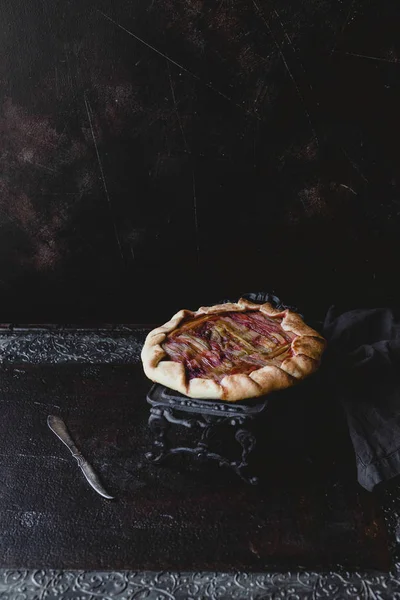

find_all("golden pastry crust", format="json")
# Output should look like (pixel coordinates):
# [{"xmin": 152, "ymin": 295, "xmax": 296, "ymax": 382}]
[{"xmin": 141, "ymin": 298, "xmax": 326, "ymax": 401}]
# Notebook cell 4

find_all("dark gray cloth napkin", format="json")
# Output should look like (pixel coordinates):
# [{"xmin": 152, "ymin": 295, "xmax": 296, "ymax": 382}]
[{"xmin": 323, "ymin": 306, "xmax": 400, "ymax": 491}]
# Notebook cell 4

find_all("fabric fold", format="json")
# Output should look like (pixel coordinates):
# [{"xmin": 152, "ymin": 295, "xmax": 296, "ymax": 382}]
[{"xmin": 322, "ymin": 306, "xmax": 400, "ymax": 491}]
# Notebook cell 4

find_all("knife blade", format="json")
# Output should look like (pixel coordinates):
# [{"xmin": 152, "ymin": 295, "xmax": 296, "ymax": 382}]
[{"xmin": 47, "ymin": 414, "xmax": 115, "ymax": 500}]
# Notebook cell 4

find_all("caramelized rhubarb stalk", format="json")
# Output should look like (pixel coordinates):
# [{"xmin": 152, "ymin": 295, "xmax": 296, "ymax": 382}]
[{"xmin": 162, "ymin": 311, "xmax": 296, "ymax": 383}]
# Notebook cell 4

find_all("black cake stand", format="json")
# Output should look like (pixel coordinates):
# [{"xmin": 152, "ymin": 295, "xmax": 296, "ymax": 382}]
[{"xmin": 145, "ymin": 383, "xmax": 269, "ymax": 484}]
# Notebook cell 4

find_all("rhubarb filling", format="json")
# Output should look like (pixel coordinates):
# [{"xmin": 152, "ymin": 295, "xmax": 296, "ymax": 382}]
[{"xmin": 162, "ymin": 310, "xmax": 297, "ymax": 383}]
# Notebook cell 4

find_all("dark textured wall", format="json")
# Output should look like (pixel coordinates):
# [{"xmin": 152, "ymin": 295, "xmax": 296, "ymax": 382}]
[{"xmin": 0, "ymin": 0, "xmax": 399, "ymax": 323}]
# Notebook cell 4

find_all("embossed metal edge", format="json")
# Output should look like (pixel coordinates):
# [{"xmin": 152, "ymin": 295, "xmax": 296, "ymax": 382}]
[
  {"xmin": 0, "ymin": 330, "xmax": 149, "ymax": 365},
  {"xmin": 0, "ymin": 567, "xmax": 399, "ymax": 599}
]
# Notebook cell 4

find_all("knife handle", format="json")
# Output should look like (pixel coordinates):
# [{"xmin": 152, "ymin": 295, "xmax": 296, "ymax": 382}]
[{"xmin": 47, "ymin": 415, "xmax": 80, "ymax": 455}]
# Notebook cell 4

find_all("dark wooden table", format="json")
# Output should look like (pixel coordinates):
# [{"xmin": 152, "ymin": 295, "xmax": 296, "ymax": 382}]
[{"xmin": 0, "ymin": 325, "xmax": 399, "ymax": 599}]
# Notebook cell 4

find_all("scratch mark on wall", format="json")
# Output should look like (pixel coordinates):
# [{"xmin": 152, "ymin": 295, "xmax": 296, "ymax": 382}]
[
  {"xmin": 192, "ymin": 171, "xmax": 200, "ymax": 266},
  {"xmin": 341, "ymin": 147, "xmax": 369, "ymax": 183},
  {"xmin": 272, "ymin": 7, "xmax": 316, "ymax": 98},
  {"xmin": 252, "ymin": 0, "xmax": 319, "ymax": 146},
  {"xmin": 167, "ymin": 62, "xmax": 190, "ymax": 154},
  {"xmin": 330, "ymin": 0, "xmax": 357, "ymax": 55},
  {"xmin": 273, "ymin": 9, "xmax": 294, "ymax": 46},
  {"xmin": 340, "ymin": 0, "xmax": 357, "ymax": 35},
  {"xmin": 54, "ymin": 66, "xmax": 59, "ymax": 99},
  {"xmin": 166, "ymin": 62, "xmax": 200, "ymax": 266},
  {"xmin": 339, "ymin": 183, "xmax": 357, "ymax": 195},
  {"xmin": 65, "ymin": 45, "xmax": 74, "ymax": 93},
  {"xmin": 97, "ymin": 10, "xmax": 261, "ymax": 121},
  {"xmin": 339, "ymin": 51, "xmax": 399, "ymax": 64},
  {"xmin": 83, "ymin": 93, "xmax": 125, "ymax": 264}
]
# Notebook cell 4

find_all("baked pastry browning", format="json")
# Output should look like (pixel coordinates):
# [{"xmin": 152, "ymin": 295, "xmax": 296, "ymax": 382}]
[{"xmin": 141, "ymin": 298, "xmax": 327, "ymax": 402}]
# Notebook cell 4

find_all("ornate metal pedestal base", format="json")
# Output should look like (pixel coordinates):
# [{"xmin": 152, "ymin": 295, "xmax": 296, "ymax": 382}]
[{"xmin": 145, "ymin": 384, "xmax": 268, "ymax": 485}]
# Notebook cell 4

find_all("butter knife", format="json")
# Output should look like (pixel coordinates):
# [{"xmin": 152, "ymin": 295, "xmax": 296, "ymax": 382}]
[{"xmin": 47, "ymin": 415, "xmax": 115, "ymax": 500}]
